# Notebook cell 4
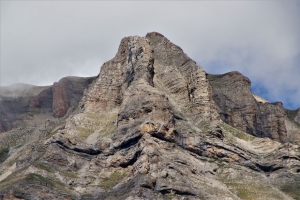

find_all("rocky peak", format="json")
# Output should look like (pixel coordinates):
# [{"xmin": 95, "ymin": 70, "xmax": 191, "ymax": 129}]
[
  {"xmin": 77, "ymin": 32, "xmax": 220, "ymax": 141},
  {"xmin": 208, "ymin": 71, "xmax": 288, "ymax": 142},
  {"xmin": 40, "ymin": 32, "xmax": 225, "ymax": 197},
  {"xmin": 1, "ymin": 32, "xmax": 300, "ymax": 200}
]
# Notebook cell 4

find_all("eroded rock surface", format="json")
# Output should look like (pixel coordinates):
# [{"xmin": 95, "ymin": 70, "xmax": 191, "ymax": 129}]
[
  {"xmin": 292, "ymin": 108, "xmax": 300, "ymax": 124},
  {"xmin": 0, "ymin": 84, "xmax": 49, "ymax": 133},
  {"xmin": 52, "ymin": 76, "xmax": 96, "ymax": 118},
  {"xmin": 0, "ymin": 33, "xmax": 300, "ymax": 200},
  {"xmin": 207, "ymin": 71, "xmax": 288, "ymax": 142},
  {"xmin": 0, "ymin": 77, "xmax": 95, "ymax": 133},
  {"xmin": 285, "ymin": 108, "xmax": 298, "ymax": 122}
]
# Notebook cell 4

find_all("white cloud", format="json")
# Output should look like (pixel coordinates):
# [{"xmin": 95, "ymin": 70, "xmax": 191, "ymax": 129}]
[{"xmin": 1, "ymin": 1, "xmax": 299, "ymax": 109}]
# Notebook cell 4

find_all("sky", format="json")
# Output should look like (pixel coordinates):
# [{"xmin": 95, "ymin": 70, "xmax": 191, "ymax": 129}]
[{"xmin": 1, "ymin": 1, "xmax": 300, "ymax": 109}]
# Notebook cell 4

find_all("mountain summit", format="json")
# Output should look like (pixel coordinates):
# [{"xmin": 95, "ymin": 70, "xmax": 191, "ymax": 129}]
[{"xmin": 0, "ymin": 32, "xmax": 299, "ymax": 200}]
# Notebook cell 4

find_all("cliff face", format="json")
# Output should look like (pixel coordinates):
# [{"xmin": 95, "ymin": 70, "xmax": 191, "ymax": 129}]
[
  {"xmin": 207, "ymin": 71, "xmax": 287, "ymax": 143},
  {"xmin": 52, "ymin": 76, "xmax": 96, "ymax": 118},
  {"xmin": 0, "ymin": 33, "xmax": 300, "ymax": 200},
  {"xmin": 0, "ymin": 84, "xmax": 49, "ymax": 133},
  {"xmin": 292, "ymin": 109, "xmax": 300, "ymax": 124},
  {"xmin": 0, "ymin": 76, "xmax": 96, "ymax": 133}
]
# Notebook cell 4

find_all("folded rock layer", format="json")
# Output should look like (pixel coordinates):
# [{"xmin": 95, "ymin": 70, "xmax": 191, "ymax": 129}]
[{"xmin": 0, "ymin": 33, "xmax": 299, "ymax": 200}]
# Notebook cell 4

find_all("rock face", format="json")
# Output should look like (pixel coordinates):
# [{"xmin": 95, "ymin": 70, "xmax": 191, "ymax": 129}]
[
  {"xmin": 0, "ymin": 33, "xmax": 300, "ymax": 200},
  {"xmin": 207, "ymin": 72, "xmax": 287, "ymax": 142},
  {"xmin": 284, "ymin": 108, "xmax": 300, "ymax": 144},
  {"xmin": 66, "ymin": 32, "xmax": 220, "ymax": 149},
  {"xmin": 292, "ymin": 108, "xmax": 300, "ymax": 124},
  {"xmin": 0, "ymin": 84, "xmax": 48, "ymax": 133},
  {"xmin": 0, "ymin": 77, "xmax": 96, "ymax": 133},
  {"xmin": 52, "ymin": 76, "xmax": 96, "ymax": 118}
]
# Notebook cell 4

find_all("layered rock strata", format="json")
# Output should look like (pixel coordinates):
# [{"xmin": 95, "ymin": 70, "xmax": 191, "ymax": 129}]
[
  {"xmin": 3, "ymin": 32, "xmax": 224, "ymax": 198},
  {"xmin": 0, "ymin": 76, "xmax": 96, "ymax": 133},
  {"xmin": 0, "ymin": 33, "xmax": 300, "ymax": 200},
  {"xmin": 0, "ymin": 84, "xmax": 49, "ymax": 133},
  {"xmin": 207, "ymin": 72, "xmax": 288, "ymax": 142}
]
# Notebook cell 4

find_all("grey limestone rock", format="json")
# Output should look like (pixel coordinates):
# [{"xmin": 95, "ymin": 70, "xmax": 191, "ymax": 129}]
[{"xmin": 0, "ymin": 33, "xmax": 300, "ymax": 200}]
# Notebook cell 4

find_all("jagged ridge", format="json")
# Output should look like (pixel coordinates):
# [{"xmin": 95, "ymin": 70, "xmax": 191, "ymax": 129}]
[{"xmin": 0, "ymin": 33, "xmax": 299, "ymax": 200}]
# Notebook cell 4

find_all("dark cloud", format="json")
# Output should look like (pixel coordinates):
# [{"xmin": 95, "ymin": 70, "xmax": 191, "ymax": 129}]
[{"xmin": 1, "ymin": 1, "xmax": 299, "ymax": 109}]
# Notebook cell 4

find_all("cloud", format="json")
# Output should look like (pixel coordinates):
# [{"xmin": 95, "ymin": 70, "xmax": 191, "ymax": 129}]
[{"xmin": 1, "ymin": 1, "xmax": 299, "ymax": 109}]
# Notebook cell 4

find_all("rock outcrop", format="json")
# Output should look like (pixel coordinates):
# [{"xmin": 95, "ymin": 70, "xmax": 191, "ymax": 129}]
[
  {"xmin": 52, "ymin": 76, "xmax": 96, "ymax": 118},
  {"xmin": 284, "ymin": 108, "xmax": 300, "ymax": 144},
  {"xmin": 0, "ymin": 33, "xmax": 300, "ymax": 200},
  {"xmin": 207, "ymin": 71, "xmax": 287, "ymax": 142},
  {"xmin": 285, "ymin": 108, "xmax": 299, "ymax": 123},
  {"xmin": 0, "ymin": 84, "xmax": 48, "ymax": 133},
  {"xmin": 0, "ymin": 77, "xmax": 96, "ymax": 133},
  {"xmin": 291, "ymin": 108, "xmax": 300, "ymax": 124}
]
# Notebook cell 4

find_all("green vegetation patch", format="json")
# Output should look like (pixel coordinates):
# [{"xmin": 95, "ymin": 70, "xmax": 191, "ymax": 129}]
[
  {"xmin": 26, "ymin": 173, "xmax": 55, "ymax": 187},
  {"xmin": 99, "ymin": 170, "xmax": 128, "ymax": 190},
  {"xmin": 200, "ymin": 123, "xmax": 210, "ymax": 133},
  {"xmin": 0, "ymin": 124, "xmax": 36, "ymax": 148},
  {"xmin": 280, "ymin": 178, "xmax": 300, "ymax": 200},
  {"xmin": 77, "ymin": 126, "xmax": 95, "ymax": 140},
  {"xmin": 226, "ymin": 182, "xmax": 284, "ymax": 200},
  {"xmin": 77, "ymin": 111, "xmax": 118, "ymax": 140},
  {"xmin": 0, "ymin": 164, "xmax": 31, "ymax": 189},
  {"xmin": 26, "ymin": 173, "xmax": 71, "ymax": 194},
  {"xmin": 206, "ymin": 73, "xmax": 227, "ymax": 81},
  {"xmin": 221, "ymin": 122, "xmax": 255, "ymax": 142},
  {"xmin": 175, "ymin": 120, "xmax": 197, "ymax": 135},
  {"xmin": 0, "ymin": 172, "xmax": 73, "ymax": 199},
  {"xmin": 0, "ymin": 147, "xmax": 9, "ymax": 163},
  {"xmin": 33, "ymin": 162, "xmax": 78, "ymax": 178},
  {"xmin": 33, "ymin": 162, "xmax": 55, "ymax": 173}
]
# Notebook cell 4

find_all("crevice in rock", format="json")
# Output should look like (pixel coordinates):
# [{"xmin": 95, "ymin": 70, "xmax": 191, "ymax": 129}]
[
  {"xmin": 255, "ymin": 163, "xmax": 283, "ymax": 173},
  {"xmin": 181, "ymin": 58, "xmax": 190, "ymax": 67},
  {"xmin": 160, "ymin": 189, "xmax": 196, "ymax": 196},
  {"xmin": 280, "ymin": 155, "xmax": 300, "ymax": 161},
  {"xmin": 117, "ymin": 134, "xmax": 143, "ymax": 150},
  {"xmin": 135, "ymin": 47, "xmax": 143, "ymax": 60},
  {"xmin": 187, "ymin": 84, "xmax": 191, "ymax": 102},
  {"xmin": 173, "ymin": 114, "xmax": 184, "ymax": 120},
  {"xmin": 54, "ymin": 140, "xmax": 102, "ymax": 156},
  {"xmin": 120, "ymin": 150, "xmax": 142, "ymax": 168},
  {"xmin": 150, "ymin": 130, "xmax": 178, "ymax": 143}
]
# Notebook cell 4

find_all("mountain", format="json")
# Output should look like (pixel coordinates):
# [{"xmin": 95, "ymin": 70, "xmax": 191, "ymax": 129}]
[
  {"xmin": 0, "ymin": 77, "xmax": 96, "ymax": 133},
  {"xmin": 0, "ymin": 32, "xmax": 299, "ymax": 200},
  {"xmin": 207, "ymin": 71, "xmax": 300, "ymax": 144}
]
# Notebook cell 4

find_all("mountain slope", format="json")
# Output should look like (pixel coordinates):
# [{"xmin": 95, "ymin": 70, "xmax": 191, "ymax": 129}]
[
  {"xmin": 207, "ymin": 71, "xmax": 300, "ymax": 144},
  {"xmin": 0, "ymin": 76, "xmax": 96, "ymax": 134},
  {"xmin": 0, "ymin": 33, "xmax": 299, "ymax": 200}
]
